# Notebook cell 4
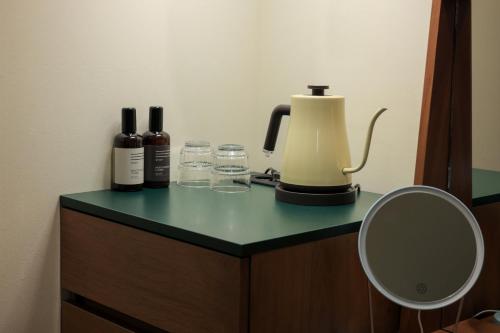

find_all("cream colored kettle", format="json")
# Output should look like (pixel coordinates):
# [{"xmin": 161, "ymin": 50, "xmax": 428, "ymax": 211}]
[{"xmin": 263, "ymin": 85, "xmax": 387, "ymax": 192}]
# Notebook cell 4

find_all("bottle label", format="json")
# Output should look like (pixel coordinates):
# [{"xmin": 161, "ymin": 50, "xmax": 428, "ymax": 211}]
[
  {"xmin": 113, "ymin": 147, "xmax": 144, "ymax": 185},
  {"xmin": 144, "ymin": 145, "xmax": 170, "ymax": 182}
]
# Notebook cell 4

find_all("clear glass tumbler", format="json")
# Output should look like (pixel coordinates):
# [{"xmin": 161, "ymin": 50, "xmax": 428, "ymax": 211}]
[
  {"xmin": 177, "ymin": 140, "xmax": 213, "ymax": 187},
  {"xmin": 210, "ymin": 144, "xmax": 251, "ymax": 193}
]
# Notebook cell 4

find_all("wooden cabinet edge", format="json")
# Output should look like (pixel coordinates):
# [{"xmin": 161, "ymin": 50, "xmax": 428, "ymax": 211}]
[{"xmin": 62, "ymin": 301, "xmax": 134, "ymax": 333}]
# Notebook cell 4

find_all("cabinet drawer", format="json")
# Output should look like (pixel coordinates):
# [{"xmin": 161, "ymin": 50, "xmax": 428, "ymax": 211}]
[
  {"xmin": 62, "ymin": 302, "xmax": 133, "ymax": 333},
  {"xmin": 61, "ymin": 208, "xmax": 249, "ymax": 333}
]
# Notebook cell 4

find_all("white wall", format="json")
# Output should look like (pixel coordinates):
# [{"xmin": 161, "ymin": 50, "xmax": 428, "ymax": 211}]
[
  {"xmin": 255, "ymin": 0, "xmax": 431, "ymax": 193},
  {"xmin": 472, "ymin": 0, "xmax": 500, "ymax": 171},
  {"xmin": 0, "ymin": 1, "xmax": 258, "ymax": 331},
  {"xmin": 0, "ymin": 1, "xmax": 432, "ymax": 332}
]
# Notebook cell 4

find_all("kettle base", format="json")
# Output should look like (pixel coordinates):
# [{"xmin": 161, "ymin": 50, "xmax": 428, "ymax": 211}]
[{"xmin": 275, "ymin": 183, "xmax": 359, "ymax": 206}]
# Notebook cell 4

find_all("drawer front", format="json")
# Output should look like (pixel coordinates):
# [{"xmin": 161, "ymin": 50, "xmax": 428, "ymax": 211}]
[
  {"xmin": 61, "ymin": 208, "xmax": 249, "ymax": 333},
  {"xmin": 62, "ymin": 302, "xmax": 133, "ymax": 333}
]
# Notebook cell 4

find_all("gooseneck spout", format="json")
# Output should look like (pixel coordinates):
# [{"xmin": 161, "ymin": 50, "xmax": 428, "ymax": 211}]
[
  {"xmin": 263, "ymin": 105, "xmax": 291, "ymax": 157},
  {"xmin": 342, "ymin": 108, "xmax": 388, "ymax": 174}
]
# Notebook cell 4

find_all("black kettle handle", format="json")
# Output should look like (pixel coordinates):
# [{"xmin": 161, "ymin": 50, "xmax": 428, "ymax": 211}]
[{"xmin": 263, "ymin": 104, "xmax": 291, "ymax": 154}]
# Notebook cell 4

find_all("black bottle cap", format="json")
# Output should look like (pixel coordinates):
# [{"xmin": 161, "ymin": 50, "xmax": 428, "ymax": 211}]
[
  {"xmin": 121, "ymin": 108, "xmax": 137, "ymax": 134},
  {"xmin": 307, "ymin": 85, "xmax": 330, "ymax": 96},
  {"xmin": 149, "ymin": 106, "xmax": 163, "ymax": 132}
]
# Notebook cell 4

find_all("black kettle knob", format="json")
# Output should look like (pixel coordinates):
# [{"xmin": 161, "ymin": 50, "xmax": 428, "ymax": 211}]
[{"xmin": 307, "ymin": 85, "xmax": 330, "ymax": 96}]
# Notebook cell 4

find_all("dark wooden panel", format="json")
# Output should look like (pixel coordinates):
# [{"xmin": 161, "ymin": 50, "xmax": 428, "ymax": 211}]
[
  {"xmin": 414, "ymin": 0, "xmax": 456, "ymax": 191},
  {"xmin": 409, "ymin": 0, "xmax": 472, "ymax": 330},
  {"xmin": 441, "ymin": 203, "xmax": 500, "ymax": 325},
  {"xmin": 400, "ymin": 306, "xmax": 442, "ymax": 333},
  {"xmin": 414, "ymin": 0, "xmax": 472, "ymax": 205},
  {"xmin": 62, "ymin": 302, "xmax": 133, "ymax": 333},
  {"xmin": 249, "ymin": 233, "xmax": 400, "ymax": 333},
  {"xmin": 61, "ymin": 208, "xmax": 249, "ymax": 333},
  {"xmin": 447, "ymin": 0, "xmax": 472, "ymax": 206}
]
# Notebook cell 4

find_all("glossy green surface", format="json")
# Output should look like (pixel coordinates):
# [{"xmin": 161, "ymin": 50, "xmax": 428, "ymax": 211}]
[
  {"xmin": 472, "ymin": 168, "xmax": 500, "ymax": 206},
  {"xmin": 61, "ymin": 185, "xmax": 381, "ymax": 257},
  {"xmin": 60, "ymin": 169, "xmax": 500, "ymax": 256}
]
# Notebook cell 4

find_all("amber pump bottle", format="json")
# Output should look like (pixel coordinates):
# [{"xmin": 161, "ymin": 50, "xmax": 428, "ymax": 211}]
[
  {"xmin": 112, "ymin": 108, "xmax": 144, "ymax": 191},
  {"xmin": 143, "ymin": 106, "xmax": 170, "ymax": 188}
]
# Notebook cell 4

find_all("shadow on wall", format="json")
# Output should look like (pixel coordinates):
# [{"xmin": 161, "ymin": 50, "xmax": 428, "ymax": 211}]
[{"xmin": 11, "ymin": 206, "xmax": 60, "ymax": 333}]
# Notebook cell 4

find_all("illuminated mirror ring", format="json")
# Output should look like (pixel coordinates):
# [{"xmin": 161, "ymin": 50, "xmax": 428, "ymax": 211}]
[{"xmin": 358, "ymin": 186, "xmax": 484, "ymax": 310}]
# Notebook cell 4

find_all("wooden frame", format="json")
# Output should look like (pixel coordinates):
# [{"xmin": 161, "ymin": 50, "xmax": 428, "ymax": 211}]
[
  {"xmin": 414, "ymin": 0, "xmax": 472, "ymax": 206},
  {"xmin": 407, "ymin": 0, "xmax": 472, "ymax": 331}
]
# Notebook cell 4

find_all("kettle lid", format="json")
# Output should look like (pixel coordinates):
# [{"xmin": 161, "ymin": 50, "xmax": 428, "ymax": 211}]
[{"xmin": 307, "ymin": 85, "xmax": 330, "ymax": 96}]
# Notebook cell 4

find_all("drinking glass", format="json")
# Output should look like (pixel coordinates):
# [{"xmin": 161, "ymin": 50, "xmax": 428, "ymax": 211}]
[
  {"xmin": 210, "ymin": 144, "xmax": 251, "ymax": 193},
  {"xmin": 177, "ymin": 140, "xmax": 213, "ymax": 187}
]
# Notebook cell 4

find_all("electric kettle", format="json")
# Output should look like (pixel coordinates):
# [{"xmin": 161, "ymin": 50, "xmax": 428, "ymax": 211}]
[{"xmin": 263, "ymin": 85, "xmax": 387, "ymax": 205}]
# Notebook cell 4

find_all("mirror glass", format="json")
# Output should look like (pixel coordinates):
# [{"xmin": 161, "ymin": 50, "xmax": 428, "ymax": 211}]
[{"xmin": 359, "ymin": 186, "xmax": 484, "ymax": 310}]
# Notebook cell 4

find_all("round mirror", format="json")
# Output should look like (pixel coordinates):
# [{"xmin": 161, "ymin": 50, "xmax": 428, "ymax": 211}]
[{"xmin": 358, "ymin": 186, "xmax": 484, "ymax": 310}]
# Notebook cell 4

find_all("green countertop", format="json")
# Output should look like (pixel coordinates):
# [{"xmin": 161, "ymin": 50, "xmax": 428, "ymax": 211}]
[
  {"xmin": 60, "ymin": 168, "xmax": 500, "ymax": 257},
  {"xmin": 472, "ymin": 168, "xmax": 500, "ymax": 206},
  {"xmin": 61, "ymin": 185, "xmax": 381, "ymax": 257}
]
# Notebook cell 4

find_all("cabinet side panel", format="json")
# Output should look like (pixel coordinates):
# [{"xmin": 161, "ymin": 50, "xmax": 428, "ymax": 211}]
[{"xmin": 250, "ymin": 233, "xmax": 400, "ymax": 333}]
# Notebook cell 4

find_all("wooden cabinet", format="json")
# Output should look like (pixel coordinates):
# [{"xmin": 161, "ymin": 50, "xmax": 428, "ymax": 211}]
[
  {"xmin": 61, "ymin": 177, "xmax": 500, "ymax": 333},
  {"xmin": 61, "ymin": 208, "xmax": 397, "ymax": 333},
  {"xmin": 61, "ymin": 208, "xmax": 248, "ymax": 333}
]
